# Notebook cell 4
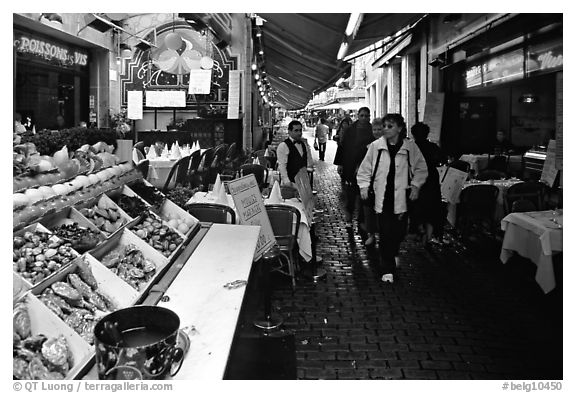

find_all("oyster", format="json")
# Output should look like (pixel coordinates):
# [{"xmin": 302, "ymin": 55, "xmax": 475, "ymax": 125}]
[
  {"xmin": 13, "ymin": 302, "xmax": 31, "ymax": 339},
  {"xmin": 101, "ymin": 251, "xmax": 121, "ymax": 268},
  {"xmin": 143, "ymin": 260, "xmax": 156, "ymax": 274},
  {"xmin": 41, "ymin": 291, "xmax": 73, "ymax": 314},
  {"xmin": 51, "ymin": 282, "xmax": 82, "ymax": 305},
  {"xmin": 28, "ymin": 356, "xmax": 50, "ymax": 379},
  {"xmin": 41, "ymin": 335, "xmax": 69, "ymax": 367},
  {"xmin": 68, "ymin": 273, "xmax": 93, "ymax": 299},
  {"xmin": 46, "ymin": 371, "xmax": 65, "ymax": 380},
  {"xmin": 128, "ymin": 267, "xmax": 144, "ymax": 279},
  {"xmin": 13, "ymin": 357, "xmax": 30, "ymax": 380},
  {"xmin": 86, "ymin": 291, "xmax": 108, "ymax": 311},
  {"xmin": 96, "ymin": 290, "xmax": 117, "ymax": 310},
  {"xmin": 39, "ymin": 295, "xmax": 64, "ymax": 318},
  {"xmin": 75, "ymin": 257, "xmax": 98, "ymax": 289}
]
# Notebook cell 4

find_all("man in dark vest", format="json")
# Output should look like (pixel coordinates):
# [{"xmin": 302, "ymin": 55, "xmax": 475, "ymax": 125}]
[{"xmin": 277, "ymin": 120, "xmax": 314, "ymax": 187}]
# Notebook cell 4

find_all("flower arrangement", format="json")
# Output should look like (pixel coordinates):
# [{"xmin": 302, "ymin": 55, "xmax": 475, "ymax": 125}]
[{"xmin": 109, "ymin": 108, "xmax": 131, "ymax": 139}]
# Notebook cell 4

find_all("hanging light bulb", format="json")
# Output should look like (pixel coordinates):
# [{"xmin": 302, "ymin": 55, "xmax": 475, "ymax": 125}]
[
  {"xmin": 251, "ymin": 63, "xmax": 258, "ymax": 71},
  {"xmin": 259, "ymin": 49, "xmax": 264, "ymax": 55},
  {"xmin": 254, "ymin": 74, "xmax": 260, "ymax": 80},
  {"xmin": 257, "ymin": 80, "xmax": 262, "ymax": 86}
]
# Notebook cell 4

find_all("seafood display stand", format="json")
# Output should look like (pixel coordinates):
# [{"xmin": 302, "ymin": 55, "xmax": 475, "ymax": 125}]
[{"xmin": 14, "ymin": 158, "xmax": 260, "ymax": 380}]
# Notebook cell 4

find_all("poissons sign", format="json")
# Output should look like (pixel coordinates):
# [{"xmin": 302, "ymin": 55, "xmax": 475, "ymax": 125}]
[{"xmin": 14, "ymin": 33, "xmax": 88, "ymax": 67}]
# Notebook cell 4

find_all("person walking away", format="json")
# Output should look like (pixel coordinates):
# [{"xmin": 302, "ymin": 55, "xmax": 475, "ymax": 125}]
[
  {"xmin": 357, "ymin": 114, "xmax": 428, "ymax": 283},
  {"xmin": 277, "ymin": 120, "xmax": 314, "ymax": 188},
  {"xmin": 333, "ymin": 117, "xmax": 352, "ymax": 181},
  {"xmin": 410, "ymin": 122, "xmax": 446, "ymax": 245},
  {"xmin": 361, "ymin": 118, "xmax": 386, "ymax": 246},
  {"xmin": 340, "ymin": 107, "xmax": 374, "ymax": 229},
  {"xmin": 315, "ymin": 118, "xmax": 329, "ymax": 161}
]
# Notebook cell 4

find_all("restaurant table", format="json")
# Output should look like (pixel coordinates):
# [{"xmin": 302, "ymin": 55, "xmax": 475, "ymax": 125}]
[
  {"xmin": 142, "ymin": 149, "xmax": 204, "ymax": 190},
  {"xmin": 83, "ymin": 224, "xmax": 260, "ymax": 380},
  {"xmin": 460, "ymin": 154, "xmax": 523, "ymax": 175},
  {"xmin": 446, "ymin": 178, "xmax": 524, "ymax": 226},
  {"xmin": 500, "ymin": 210, "xmax": 563, "ymax": 294},
  {"xmin": 187, "ymin": 191, "xmax": 313, "ymax": 262}
]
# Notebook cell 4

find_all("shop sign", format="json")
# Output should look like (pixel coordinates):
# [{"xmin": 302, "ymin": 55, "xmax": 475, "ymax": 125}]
[
  {"xmin": 482, "ymin": 48, "xmax": 524, "ymax": 86},
  {"xmin": 527, "ymin": 39, "xmax": 563, "ymax": 75},
  {"xmin": 14, "ymin": 32, "xmax": 88, "ymax": 68}
]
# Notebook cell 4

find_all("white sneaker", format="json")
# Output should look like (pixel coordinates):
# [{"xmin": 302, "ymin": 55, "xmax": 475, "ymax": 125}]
[{"xmin": 381, "ymin": 274, "xmax": 394, "ymax": 283}]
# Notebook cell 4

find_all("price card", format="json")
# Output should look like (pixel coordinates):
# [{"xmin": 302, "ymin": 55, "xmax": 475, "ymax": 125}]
[{"xmin": 188, "ymin": 69, "xmax": 212, "ymax": 95}]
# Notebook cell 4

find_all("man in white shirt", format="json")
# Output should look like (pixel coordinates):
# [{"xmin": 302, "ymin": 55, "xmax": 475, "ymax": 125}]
[
  {"xmin": 314, "ymin": 118, "xmax": 330, "ymax": 161},
  {"xmin": 277, "ymin": 120, "xmax": 314, "ymax": 187}
]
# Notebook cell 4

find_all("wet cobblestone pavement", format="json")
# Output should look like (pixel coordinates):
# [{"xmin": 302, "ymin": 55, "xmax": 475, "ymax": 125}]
[{"xmin": 266, "ymin": 128, "xmax": 562, "ymax": 380}]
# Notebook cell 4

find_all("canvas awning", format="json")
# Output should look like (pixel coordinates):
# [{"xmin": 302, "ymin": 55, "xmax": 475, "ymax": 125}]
[{"xmin": 313, "ymin": 100, "xmax": 366, "ymax": 111}]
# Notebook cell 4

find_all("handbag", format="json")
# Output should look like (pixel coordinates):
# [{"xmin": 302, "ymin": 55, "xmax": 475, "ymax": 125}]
[
  {"xmin": 366, "ymin": 149, "xmax": 384, "ymax": 206},
  {"xmin": 313, "ymin": 140, "xmax": 319, "ymax": 150}
]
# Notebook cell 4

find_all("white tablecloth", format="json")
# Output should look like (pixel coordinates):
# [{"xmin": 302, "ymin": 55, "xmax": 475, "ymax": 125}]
[
  {"xmin": 460, "ymin": 154, "xmax": 523, "ymax": 175},
  {"xmin": 500, "ymin": 210, "xmax": 563, "ymax": 294},
  {"xmin": 186, "ymin": 191, "xmax": 312, "ymax": 262},
  {"xmin": 447, "ymin": 179, "xmax": 524, "ymax": 226}
]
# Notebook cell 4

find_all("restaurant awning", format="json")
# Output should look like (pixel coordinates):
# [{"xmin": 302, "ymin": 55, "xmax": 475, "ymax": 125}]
[
  {"xmin": 258, "ymin": 13, "xmax": 424, "ymax": 110},
  {"xmin": 314, "ymin": 100, "xmax": 367, "ymax": 111}
]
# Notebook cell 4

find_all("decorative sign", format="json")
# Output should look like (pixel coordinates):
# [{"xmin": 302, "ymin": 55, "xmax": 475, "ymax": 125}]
[
  {"xmin": 127, "ymin": 91, "xmax": 143, "ymax": 120},
  {"xmin": 227, "ymin": 70, "xmax": 241, "ymax": 119},
  {"xmin": 293, "ymin": 168, "xmax": 314, "ymax": 224},
  {"xmin": 228, "ymin": 174, "xmax": 276, "ymax": 260},
  {"xmin": 527, "ymin": 38, "xmax": 563, "ymax": 75},
  {"xmin": 438, "ymin": 166, "xmax": 469, "ymax": 204},
  {"xmin": 482, "ymin": 48, "xmax": 524, "ymax": 86},
  {"xmin": 540, "ymin": 140, "xmax": 558, "ymax": 187},
  {"xmin": 145, "ymin": 90, "xmax": 186, "ymax": 107},
  {"xmin": 422, "ymin": 92, "xmax": 445, "ymax": 144},
  {"xmin": 188, "ymin": 69, "xmax": 212, "ymax": 95},
  {"xmin": 555, "ymin": 72, "xmax": 562, "ymax": 170},
  {"xmin": 14, "ymin": 32, "xmax": 88, "ymax": 68}
]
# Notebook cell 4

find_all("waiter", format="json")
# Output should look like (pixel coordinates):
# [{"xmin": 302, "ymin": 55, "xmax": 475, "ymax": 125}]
[{"xmin": 277, "ymin": 120, "xmax": 314, "ymax": 187}]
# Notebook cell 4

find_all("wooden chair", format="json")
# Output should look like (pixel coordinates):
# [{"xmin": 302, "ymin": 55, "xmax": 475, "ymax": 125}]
[
  {"xmin": 187, "ymin": 203, "xmax": 236, "ymax": 224},
  {"xmin": 449, "ymin": 159, "xmax": 472, "ymax": 177},
  {"xmin": 135, "ymin": 159, "xmax": 149, "ymax": 179},
  {"xmin": 239, "ymin": 163, "xmax": 269, "ymax": 190},
  {"xmin": 162, "ymin": 155, "xmax": 192, "ymax": 193},
  {"xmin": 266, "ymin": 204, "xmax": 301, "ymax": 289},
  {"xmin": 457, "ymin": 184, "xmax": 500, "ymax": 236},
  {"xmin": 506, "ymin": 181, "xmax": 548, "ymax": 214},
  {"xmin": 133, "ymin": 141, "xmax": 146, "ymax": 157},
  {"xmin": 476, "ymin": 169, "xmax": 506, "ymax": 181},
  {"xmin": 511, "ymin": 199, "xmax": 537, "ymax": 213}
]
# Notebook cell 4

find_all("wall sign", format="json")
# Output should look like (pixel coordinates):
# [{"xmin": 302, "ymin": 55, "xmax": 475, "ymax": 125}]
[{"xmin": 14, "ymin": 31, "xmax": 88, "ymax": 69}]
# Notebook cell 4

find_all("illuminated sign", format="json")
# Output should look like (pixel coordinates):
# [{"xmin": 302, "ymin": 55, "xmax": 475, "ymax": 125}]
[
  {"xmin": 527, "ymin": 39, "xmax": 563, "ymax": 75},
  {"xmin": 14, "ymin": 32, "xmax": 88, "ymax": 68}
]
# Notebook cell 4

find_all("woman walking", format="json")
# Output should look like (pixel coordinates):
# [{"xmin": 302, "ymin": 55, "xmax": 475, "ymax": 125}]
[{"xmin": 357, "ymin": 114, "xmax": 428, "ymax": 283}]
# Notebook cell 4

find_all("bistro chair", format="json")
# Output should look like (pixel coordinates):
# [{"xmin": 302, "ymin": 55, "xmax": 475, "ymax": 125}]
[
  {"xmin": 457, "ymin": 184, "xmax": 500, "ymax": 236},
  {"xmin": 187, "ymin": 203, "xmax": 236, "ymax": 224},
  {"xmin": 132, "ymin": 148, "xmax": 145, "ymax": 164},
  {"xmin": 239, "ymin": 163, "xmax": 269, "ymax": 190},
  {"xmin": 449, "ymin": 159, "xmax": 472, "ymax": 177},
  {"xmin": 134, "ymin": 141, "xmax": 146, "ymax": 157},
  {"xmin": 476, "ymin": 169, "xmax": 506, "ymax": 181},
  {"xmin": 506, "ymin": 181, "xmax": 548, "ymax": 214},
  {"xmin": 511, "ymin": 199, "xmax": 537, "ymax": 213},
  {"xmin": 265, "ymin": 204, "xmax": 301, "ymax": 289},
  {"xmin": 135, "ymin": 159, "xmax": 150, "ymax": 179},
  {"xmin": 211, "ymin": 143, "xmax": 229, "ymax": 169},
  {"xmin": 162, "ymin": 155, "xmax": 192, "ymax": 193}
]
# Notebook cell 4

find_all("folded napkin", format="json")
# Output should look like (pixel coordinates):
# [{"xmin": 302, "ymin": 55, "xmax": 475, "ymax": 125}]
[
  {"xmin": 161, "ymin": 145, "xmax": 169, "ymax": 157},
  {"xmin": 268, "ymin": 180, "xmax": 283, "ymax": 203},
  {"xmin": 193, "ymin": 141, "xmax": 200, "ymax": 152},
  {"xmin": 171, "ymin": 145, "xmax": 182, "ymax": 159},
  {"xmin": 146, "ymin": 146, "xmax": 158, "ymax": 159},
  {"xmin": 253, "ymin": 157, "xmax": 260, "ymax": 165},
  {"xmin": 215, "ymin": 183, "xmax": 228, "ymax": 205},
  {"xmin": 213, "ymin": 173, "xmax": 223, "ymax": 195}
]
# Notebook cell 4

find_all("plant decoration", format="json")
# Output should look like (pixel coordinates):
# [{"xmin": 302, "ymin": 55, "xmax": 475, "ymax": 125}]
[
  {"xmin": 20, "ymin": 127, "xmax": 117, "ymax": 156},
  {"xmin": 168, "ymin": 117, "xmax": 185, "ymax": 130},
  {"xmin": 109, "ymin": 108, "xmax": 131, "ymax": 139}
]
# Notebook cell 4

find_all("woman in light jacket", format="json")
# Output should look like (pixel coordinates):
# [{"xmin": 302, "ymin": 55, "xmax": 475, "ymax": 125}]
[{"xmin": 357, "ymin": 114, "xmax": 428, "ymax": 284}]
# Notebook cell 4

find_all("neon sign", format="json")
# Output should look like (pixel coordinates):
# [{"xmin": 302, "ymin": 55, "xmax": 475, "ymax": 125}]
[{"xmin": 14, "ymin": 33, "xmax": 88, "ymax": 67}]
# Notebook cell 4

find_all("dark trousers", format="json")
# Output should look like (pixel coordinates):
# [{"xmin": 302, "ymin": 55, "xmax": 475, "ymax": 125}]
[
  {"xmin": 377, "ymin": 210, "xmax": 408, "ymax": 275},
  {"xmin": 318, "ymin": 142, "xmax": 327, "ymax": 161}
]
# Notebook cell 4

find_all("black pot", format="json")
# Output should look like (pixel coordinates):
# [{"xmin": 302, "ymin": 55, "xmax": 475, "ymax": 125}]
[{"xmin": 94, "ymin": 306, "xmax": 186, "ymax": 380}]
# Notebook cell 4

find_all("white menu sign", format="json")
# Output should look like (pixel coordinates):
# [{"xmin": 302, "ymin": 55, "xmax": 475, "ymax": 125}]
[
  {"xmin": 423, "ymin": 92, "xmax": 445, "ymax": 144},
  {"xmin": 127, "ymin": 91, "xmax": 143, "ymax": 120},
  {"xmin": 228, "ymin": 70, "xmax": 241, "ymax": 119},
  {"xmin": 228, "ymin": 174, "xmax": 276, "ymax": 261},
  {"xmin": 540, "ymin": 140, "xmax": 558, "ymax": 187},
  {"xmin": 146, "ymin": 91, "xmax": 186, "ymax": 107},
  {"xmin": 188, "ymin": 69, "xmax": 212, "ymax": 95}
]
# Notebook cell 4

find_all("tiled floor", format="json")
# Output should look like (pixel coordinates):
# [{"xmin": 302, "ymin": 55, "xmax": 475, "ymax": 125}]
[{"xmin": 264, "ymin": 126, "xmax": 562, "ymax": 380}]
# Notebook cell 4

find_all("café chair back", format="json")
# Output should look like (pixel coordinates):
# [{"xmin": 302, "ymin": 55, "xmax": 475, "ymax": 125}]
[
  {"xmin": 162, "ymin": 155, "xmax": 192, "ymax": 193},
  {"xmin": 457, "ymin": 184, "xmax": 500, "ymax": 236},
  {"xmin": 135, "ymin": 159, "xmax": 150, "ymax": 179},
  {"xmin": 449, "ymin": 159, "xmax": 471, "ymax": 177},
  {"xmin": 265, "ymin": 204, "xmax": 301, "ymax": 289},
  {"xmin": 133, "ymin": 148, "xmax": 145, "ymax": 164},
  {"xmin": 511, "ymin": 199, "xmax": 537, "ymax": 213},
  {"xmin": 506, "ymin": 181, "xmax": 547, "ymax": 213},
  {"xmin": 133, "ymin": 141, "xmax": 146, "ymax": 157},
  {"xmin": 212, "ymin": 143, "xmax": 229, "ymax": 168},
  {"xmin": 187, "ymin": 203, "xmax": 236, "ymax": 224},
  {"xmin": 476, "ymin": 169, "xmax": 506, "ymax": 181},
  {"xmin": 239, "ymin": 163, "xmax": 269, "ymax": 190},
  {"xmin": 188, "ymin": 150, "xmax": 203, "ymax": 173}
]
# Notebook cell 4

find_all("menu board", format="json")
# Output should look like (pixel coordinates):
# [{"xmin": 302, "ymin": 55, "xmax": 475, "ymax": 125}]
[
  {"xmin": 127, "ymin": 91, "xmax": 143, "ymax": 120},
  {"xmin": 422, "ymin": 92, "xmax": 444, "ymax": 144},
  {"xmin": 145, "ymin": 91, "xmax": 186, "ymax": 107},
  {"xmin": 228, "ymin": 174, "xmax": 276, "ymax": 260},
  {"xmin": 293, "ymin": 168, "xmax": 314, "ymax": 224},
  {"xmin": 555, "ymin": 72, "xmax": 562, "ymax": 170},
  {"xmin": 438, "ymin": 166, "xmax": 469, "ymax": 204},
  {"xmin": 540, "ymin": 140, "xmax": 558, "ymax": 187},
  {"xmin": 188, "ymin": 69, "xmax": 212, "ymax": 95},
  {"xmin": 228, "ymin": 70, "xmax": 241, "ymax": 119}
]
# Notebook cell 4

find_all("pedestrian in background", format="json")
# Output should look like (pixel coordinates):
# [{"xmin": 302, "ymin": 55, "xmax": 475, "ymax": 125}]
[
  {"xmin": 357, "ymin": 114, "xmax": 428, "ymax": 284},
  {"xmin": 340, "ymin": 107, "xmax": 374, "ymax": 229},
  {"xmin": 277, "ymin": 120, "xmax": 314, "ymax": 187},
  {"xmin": 314, "ymin": 118, "xmax": 329, "ymax": 161}
]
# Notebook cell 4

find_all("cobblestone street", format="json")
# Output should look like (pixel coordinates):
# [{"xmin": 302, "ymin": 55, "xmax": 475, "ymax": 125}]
[{"xmin": 265, "ymin": 127, "xmax": 563, "ymax": 380}]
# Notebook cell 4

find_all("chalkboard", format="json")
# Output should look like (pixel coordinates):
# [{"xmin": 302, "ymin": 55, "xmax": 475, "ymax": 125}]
[{"xmin": 423, "ymin": 92, "xmax": 445, "ymax": 144}]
